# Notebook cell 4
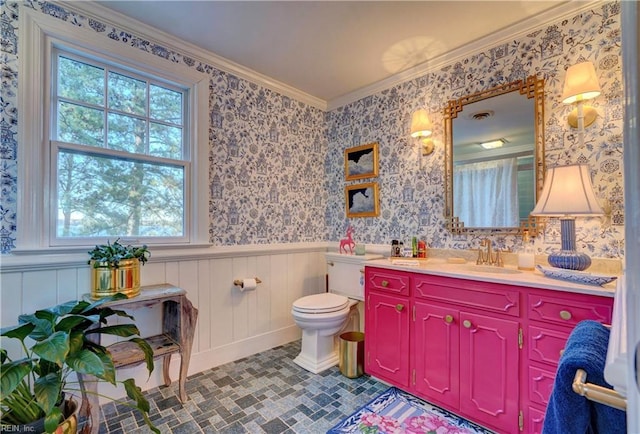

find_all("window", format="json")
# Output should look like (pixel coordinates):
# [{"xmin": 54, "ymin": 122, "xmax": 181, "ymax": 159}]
[
  {"xmin": 17, "ymin": 9, "xmax": 209, "ymax": 251},
  {"xmin": 51, "ymin": 51, "xmax": 188, "ymax": 241}
]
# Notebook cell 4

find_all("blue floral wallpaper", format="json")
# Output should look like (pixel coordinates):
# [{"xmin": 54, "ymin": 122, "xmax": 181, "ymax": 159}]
[
  {"xmin": 0, "ymin": 1, "xmax": 624, "ymax": 260},
  {"xmin": 326, "ymin": 1, "xmax": 624, "ymax": 259}
]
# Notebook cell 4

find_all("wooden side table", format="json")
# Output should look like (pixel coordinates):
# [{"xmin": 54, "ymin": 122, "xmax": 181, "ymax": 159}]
[{"xmin": 79, "ymin": 284, "xmax": 198, "ymax": 433}]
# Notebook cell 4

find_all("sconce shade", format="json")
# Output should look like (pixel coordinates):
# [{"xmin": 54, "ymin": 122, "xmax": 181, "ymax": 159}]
[
  {"xmin": 531, "ymin": 164, "xmax": 603, "ymax": 271},
  {"xmin": 410, "ymin": 109, "xmax": 433, "ymax": 138},
  {"xmin": 561, "ymin": 61, "xmax": 601, "ymax": 104},
  {"xmin": 531, "ymin": 164, "xmax": 604, "ymax": 216}
]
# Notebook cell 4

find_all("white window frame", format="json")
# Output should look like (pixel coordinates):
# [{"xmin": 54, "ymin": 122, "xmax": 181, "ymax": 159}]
[{"xmin": 17, "ymin": 8, "xmax": 209, "ymax": 252}]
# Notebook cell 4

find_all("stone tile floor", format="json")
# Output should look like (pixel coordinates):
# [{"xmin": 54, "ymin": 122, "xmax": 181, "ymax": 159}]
[{"xmin": 98, "ymin": 340, "xmax": 388, "ymax": 433}]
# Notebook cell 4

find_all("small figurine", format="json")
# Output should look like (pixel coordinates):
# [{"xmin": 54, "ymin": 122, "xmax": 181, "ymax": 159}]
[{"xmin": 339, "ymin": 226, "xmax": 356, "ymax": 254}]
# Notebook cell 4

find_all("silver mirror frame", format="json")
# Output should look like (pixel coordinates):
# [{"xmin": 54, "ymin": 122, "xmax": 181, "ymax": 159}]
[{"xmin": 443, "ymin": 75, "xmax": 545, "ymax": 235}]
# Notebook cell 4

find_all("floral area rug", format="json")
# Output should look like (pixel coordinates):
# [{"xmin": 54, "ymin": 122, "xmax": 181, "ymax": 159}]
[{"xmin": 327, "ymin": 387, "xmax": 495, "ymax": 434}]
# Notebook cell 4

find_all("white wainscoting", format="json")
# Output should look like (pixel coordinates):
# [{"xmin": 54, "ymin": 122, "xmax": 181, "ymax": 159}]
[{"xmin": 0, "ymin": 244, "xmax": 329, "ymax": 399}]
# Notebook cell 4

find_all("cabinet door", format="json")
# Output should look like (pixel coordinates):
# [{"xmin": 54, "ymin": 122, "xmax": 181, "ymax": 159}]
[
  {"xmin": 459, "ymin": 311, "xmax": 520, "ymax": 434},
  {"xmin": 413, "ymin": 301, "xmax": 460, "ymax": 409},
  {"xmin": 365, "ymin": 291, "xmax": 410, "ymax": 387}
]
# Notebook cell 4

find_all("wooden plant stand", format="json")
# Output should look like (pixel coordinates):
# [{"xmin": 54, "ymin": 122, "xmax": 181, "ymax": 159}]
[{"xmin": 79, "ymin": 284, "xmax": 198, "ymax": 433}]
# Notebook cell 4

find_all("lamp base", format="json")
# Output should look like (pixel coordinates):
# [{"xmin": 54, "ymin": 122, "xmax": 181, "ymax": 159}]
[{"xmin": 548, "ymin": 250, "xmax": 592, "ymax": 271}]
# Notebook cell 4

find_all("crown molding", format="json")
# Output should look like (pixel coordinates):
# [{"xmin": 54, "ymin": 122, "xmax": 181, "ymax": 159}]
[
  {"xmin": 58, "ymin": 1, "xmax": 327, "ymax": 110},
  {"xmin": 326, "ymin": 0, "xmax": 605, "ymax": 111},
  {"xmin": 55, "ymin": 0, "xmax": 605, "ymax": 113}
]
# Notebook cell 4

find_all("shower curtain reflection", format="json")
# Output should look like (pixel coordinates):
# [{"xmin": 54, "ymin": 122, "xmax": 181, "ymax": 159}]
[{"xmin": 453, "ymin": 157, "xmax": 519, "ymax": 227}]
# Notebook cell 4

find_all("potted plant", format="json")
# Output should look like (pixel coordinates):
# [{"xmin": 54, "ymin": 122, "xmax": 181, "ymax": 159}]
[
  {"xmin": 0, "ymin": 294, "xmax": 159, "ymax": 433},
  {"xmin": 88, "ymin": 239, "xmax": 150, "ymax": 299}
]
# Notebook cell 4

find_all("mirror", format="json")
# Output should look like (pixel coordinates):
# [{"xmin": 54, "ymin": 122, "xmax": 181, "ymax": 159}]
[{"xmin": 443, "ymin": 76, "xmax": 545, "ymax": 234}]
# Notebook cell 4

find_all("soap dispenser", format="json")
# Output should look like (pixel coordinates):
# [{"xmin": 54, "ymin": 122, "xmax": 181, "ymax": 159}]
[{"xmin": 518, "ymin": 230, "xmax": 535, "ymax": 271}]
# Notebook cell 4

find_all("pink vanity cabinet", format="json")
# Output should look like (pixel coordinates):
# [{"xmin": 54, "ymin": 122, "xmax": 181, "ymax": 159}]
[
  {"xmin": 364, "ymin": 268, "xmax": 411, "ymax": 388},
  {"xmin": 364, "ymin": 266, "xmax": 613, "ymax": 434},
  {"xmin": 525, "ymin": 288, "xmax": 613, "ymax": 433}
]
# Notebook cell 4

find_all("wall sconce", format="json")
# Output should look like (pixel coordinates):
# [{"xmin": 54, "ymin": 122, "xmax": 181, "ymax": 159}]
[
  {"xmin": 561, "ymin": 61, "xmax": 601, "ymax": 131},
  {"xmin": 410, "ymin": 109, "xmax": 434, "ymax": 155},
  {"xmin": 531, "ymin": 164, "xmax": 603, "ymax": 271}
]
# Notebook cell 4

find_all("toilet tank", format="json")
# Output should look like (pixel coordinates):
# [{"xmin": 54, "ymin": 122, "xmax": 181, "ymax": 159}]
[{"xmin": 326, "ymin": 252, "xmax": 383, "ymax": 300}]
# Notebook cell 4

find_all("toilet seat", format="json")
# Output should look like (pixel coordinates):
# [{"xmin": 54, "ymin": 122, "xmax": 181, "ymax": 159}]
[{"xmin": 292, "ymin": 293, "xmax": 349, "ymax": 314}]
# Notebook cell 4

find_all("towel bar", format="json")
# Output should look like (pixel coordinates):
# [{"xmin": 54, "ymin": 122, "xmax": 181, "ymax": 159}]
[{"xmin": 573, "ymin": 368, "xmax": 627, "ymax": 411}]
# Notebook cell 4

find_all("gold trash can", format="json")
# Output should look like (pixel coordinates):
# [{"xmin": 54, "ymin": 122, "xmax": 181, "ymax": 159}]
[{"xmin": 339, "ymin": 331, "xmax": 364, "ymax": 378}]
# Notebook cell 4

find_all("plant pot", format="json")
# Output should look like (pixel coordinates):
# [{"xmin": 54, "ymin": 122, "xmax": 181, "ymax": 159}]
[
  {"xmin": 0, "ymin": 398, "xmax": 78, "ymax": 434},
  {"xmin": 54, "ymin": 399, "xmax": 78, "ymax": 434},
  {"xmin": 90, "ymin": 259, "xmax": 141, "ymax": 299}
]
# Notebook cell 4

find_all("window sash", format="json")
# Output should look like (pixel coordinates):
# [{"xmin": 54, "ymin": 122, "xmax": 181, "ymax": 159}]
[
  {"xmin": 48, "ymin": 48, "xmax": 191, "ymax": 246},
  {"xmin": 17, "ymin": 8, "xmax": 210, "ymax": 252}
]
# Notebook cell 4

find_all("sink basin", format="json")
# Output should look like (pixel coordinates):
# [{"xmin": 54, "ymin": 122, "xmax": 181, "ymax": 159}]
[{"xmin": 454, "ymin": 264, "xmax": 522, "ymax": 275}]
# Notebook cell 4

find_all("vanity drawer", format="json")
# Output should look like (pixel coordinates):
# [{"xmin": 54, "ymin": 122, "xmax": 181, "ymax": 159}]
[
  {"xmin": 528, "ymin": 325, "xmax": 568, "ymax": 366},
  {"xmin": 365, "ymin": 267, "xmax": 410, "ymax": 296},
  {"xmin": 413, "ymin": 274, "xmax": 520, "ymax": 317},
  {"xmin": 527, "ymin": 292, "xmax": 612, "ymax": 328}
]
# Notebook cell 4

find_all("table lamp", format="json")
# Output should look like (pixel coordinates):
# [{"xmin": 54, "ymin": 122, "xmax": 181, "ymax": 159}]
[{"xmin": 531, "ymin": 164, "xmax": 603, "ymax": 271}]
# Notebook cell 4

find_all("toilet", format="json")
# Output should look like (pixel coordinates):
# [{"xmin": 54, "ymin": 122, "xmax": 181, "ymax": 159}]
[{"xmin": 291, "ymin": 252, "xmax": 381, "ymax": 373}]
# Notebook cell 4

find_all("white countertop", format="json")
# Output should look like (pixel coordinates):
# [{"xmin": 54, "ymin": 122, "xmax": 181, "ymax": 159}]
[{"xmin": 365, "ymin": 257, "xmax": 616, "ymax": 298}]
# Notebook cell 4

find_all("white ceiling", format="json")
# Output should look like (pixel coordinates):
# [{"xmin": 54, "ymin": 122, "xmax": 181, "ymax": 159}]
[{"xmin": 94, "ymin": 1, "xmax": 569, "ymax": 105}]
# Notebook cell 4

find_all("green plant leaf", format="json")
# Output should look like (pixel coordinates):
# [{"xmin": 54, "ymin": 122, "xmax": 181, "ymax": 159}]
[
  {"xmin": 67, "ymin": 329, "xmax": 85, "ymax": 356},
  {"xmin": 35, "ymin": 300, "xmax": 78, "ymax": 318},
  {"xmin": 66, "ymin": 349, "xmax": 105, "ymax": 377},
  {"xmin": 122, "ymin": 378, "xmax": 159, "ymax": 432},
  {"xmin": 43, "ymin": 404, "xmax": 63, "ymax": 434},
  {"xmin": 128, "ymin": 337, "xmax": 155, "ymax": 376},
  {"xmin": 32, "ymin": 331, "xmax": 69, "ymax": 365},
  {"xmin": 86, "ymin": 324, "xmax": 140, "ymax": 338},
  {"xmin": 141, "ymin": 411, "xmax": 160, "ymax": 434},
  {"xmin": 1, "ymin": 379, "xmax": 45, "ymax": 425},
  {"xmin": 0, "ymin": 348, "xmax": 6, "ymax": 363},
  {"xmin": 92, "ymin": 347, "xmax": 116, "ymax": 384},
  {"xmin": 94, "ymin": 306, "xmax": 135, "ymax": 321},
  {"xmin": 1, "ymin": 322, "xmax": 35, "ymax": 342},
  {"xmin": 55, "ymin": 314, "xmax": 99, "ymax": 332},
  {"xmin": 80, "ymin": 293, "xmax": 128, "ymax": 315},
  {"xmin": 123, "ymin": 378, "xmax": 149, "ymax": 412},
  {"xmin": 35, "ymin": 358, "xmax": 61, "ymax": 378},
  {"xmin": 0, "ymin": 359, "xmax": 32, "ymax": 397},
  {"xmin": 34, "ymin": 372, "xmax": 62, "ymax": 416},
  {"xmin": 33, "ymin": 308, "xmax": 56, "ymax": 322},
  {"xmin": 18, "ymin": 314, "xmax": 54, "ymax": 341},
  {"xmin": 70, "ymin": 300, "xmax": 92, "ymax": 314}
]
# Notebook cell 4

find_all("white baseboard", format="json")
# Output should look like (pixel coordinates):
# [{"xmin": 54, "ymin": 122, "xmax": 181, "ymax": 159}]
[{"xmin": 186, "ymin": 326, "xmax": 302, "ymax": 376}]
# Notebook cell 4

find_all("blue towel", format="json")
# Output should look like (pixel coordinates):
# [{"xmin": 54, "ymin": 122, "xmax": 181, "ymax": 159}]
[{"xmin": 543, "ymin": 320, "xmax": 626, "ymax": 434}]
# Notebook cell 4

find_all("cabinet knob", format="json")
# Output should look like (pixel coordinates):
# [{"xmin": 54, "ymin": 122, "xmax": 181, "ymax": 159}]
[
  {"xmin": 396, "ymin": 304, "xmax": 404, "ymax": 312},
  {"xmin": 463, "ymin": 320, "xmax": 472, "ymax": 328},
  {"xmin": 445, "ymin": 315, "xmax": 453, "ymax": 324},
  {"xmin": 327, "ymin": 261, "xmax": 334, "ymax": 266},
  {"xmin": 381, "ymin": 280, "xmax": 389, "ymax": 287},
  {"xmin": 559, "ymin": 310, "xmax": 572, "ymax": 321}
]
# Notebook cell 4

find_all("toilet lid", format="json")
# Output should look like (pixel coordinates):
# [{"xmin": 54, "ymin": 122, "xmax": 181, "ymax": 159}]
[{"xmin": 293, "ymin": 293, "xmax": 349, "ymax": 314}]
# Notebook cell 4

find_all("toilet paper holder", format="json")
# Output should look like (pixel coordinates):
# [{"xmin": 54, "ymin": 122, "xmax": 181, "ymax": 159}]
[{"xmin": 233, "ymin": 277, "xmax": 262, "ymax": 288}]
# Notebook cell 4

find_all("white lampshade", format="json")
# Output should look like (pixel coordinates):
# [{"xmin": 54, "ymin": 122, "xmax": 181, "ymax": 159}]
[
  {"xmin": 561, "ymin": 61, "xmax": 601, "ymax": 104},
  {"xmin": 531, "ymin": 164, "xmax": 604, "ymax": 216},
  {"xmin": 410, "ymin": 109, "xmax": 432, "ymax": 138}
]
